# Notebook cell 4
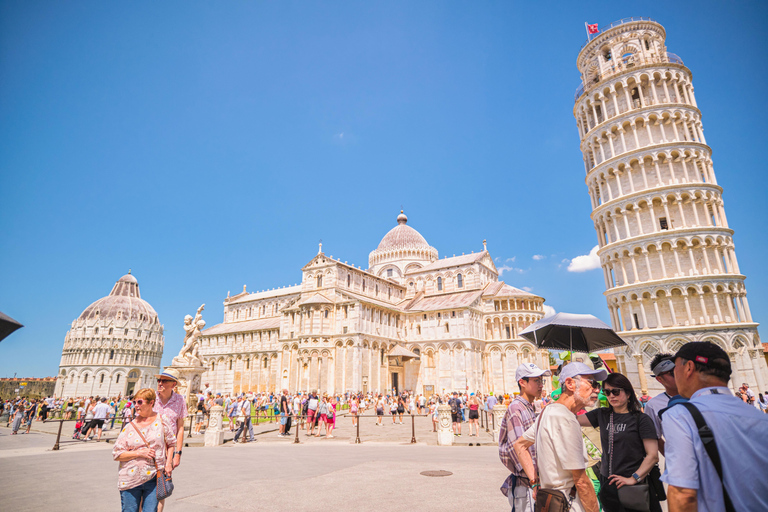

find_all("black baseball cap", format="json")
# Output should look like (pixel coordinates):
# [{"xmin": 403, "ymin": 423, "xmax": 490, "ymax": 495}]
[{"xmin": 674, "ymin": 342, "xmax": 731, "ymax": 377}]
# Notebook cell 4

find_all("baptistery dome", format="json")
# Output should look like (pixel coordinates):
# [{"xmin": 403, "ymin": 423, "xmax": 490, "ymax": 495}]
[
  {"xmin": 56, "ymin": 271, "xmax": 164, "ymax": 399},
  {"xmin": 369, "ymin": 211, "xmax": 438, "ymax": 280}
]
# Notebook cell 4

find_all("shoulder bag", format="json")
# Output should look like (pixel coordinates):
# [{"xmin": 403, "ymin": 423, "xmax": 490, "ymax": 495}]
[
  {"xmin": 533, "ymin": 408, "xmax": 576, "ymax": 512},
  {"xmin": 609, "ymin": 412, "xmax": 650, "ymax": 512},
  {"xmin": 131, "ymin": 420, "xmax": 175, "ymax": 500},
  {"xmin": 678, "ymin": 403, "xmax": 736, "ymax": 512}
]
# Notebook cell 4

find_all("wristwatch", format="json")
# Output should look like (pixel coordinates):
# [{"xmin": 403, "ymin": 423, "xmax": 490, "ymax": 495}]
[
  {"xmin": 175, "ymin": 450, "xmax": 182, "ymax": 456},
  {"xmin": 632, "ymin": 472, "xmax": 641, "ymax": 482},
  {"xmin": 529, "ymin": 478, "xmax": 539, "ymax": 489}
]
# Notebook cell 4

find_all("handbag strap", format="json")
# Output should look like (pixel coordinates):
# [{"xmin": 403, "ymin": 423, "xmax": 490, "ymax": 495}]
[
  {"xmin": 679, "ymin": 403, "xmax": 736, "ymax": 512},
  {"xmin": 130, "ymin": 419, "xmax": 161, "ymax": 470},
  {"xmin": 608, "ymin": 412, "xmax": 614, "ymax": 475}
]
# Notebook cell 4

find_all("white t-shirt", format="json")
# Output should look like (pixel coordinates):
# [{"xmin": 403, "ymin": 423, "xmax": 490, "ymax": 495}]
[
  {"xmin": 643, "ymin": 392, "xmax": 670, "ymax": 439},
  {"xmin": 522, "ymin": 403, "xmax": 589, "ymax": 512},
  {"xmin": 93, "ymin": 402, "xmax": 110, "ymax": 420}
]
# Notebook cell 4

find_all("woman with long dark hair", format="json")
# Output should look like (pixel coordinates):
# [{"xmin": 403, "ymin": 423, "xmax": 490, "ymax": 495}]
[{"xmin": 577, "ymin": 372, "xmax": 661, "ymax": 512}]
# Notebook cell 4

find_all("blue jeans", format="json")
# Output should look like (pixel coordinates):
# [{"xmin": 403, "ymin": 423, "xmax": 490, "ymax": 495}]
[{"xmin": 120, "ymin": 477, "xmax": 158, "ymax": 512}]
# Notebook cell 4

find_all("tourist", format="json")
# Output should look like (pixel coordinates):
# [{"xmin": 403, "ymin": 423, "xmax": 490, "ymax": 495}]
[
  {"xmin": 486, "ymin": 392, "xmax": 497, "ymax": 411},
  {"xmin": 448, "ymin": 392, "xmax": 462, "ymax": 436},
  {"xmin": 498, "ymin": 362, "xmax": 550, "ymax": 512},
  {"xmin": 234, "ymin": 395, "xmax": 254, "ymax": 443},
  {"xmin": 578, "ymin": 372, "xmax": 662, "ymax": 512},
  {"xmin": 513, "ymin": 362, "xmax": 605, "ymax": 512},
  {"xmin": 389, "ymin": 395, "xmax": 398, "ymax": 424},
  {"xmin": 740, "ymin": 382, "xmax": 755, "ymax": 405},
  {"xmin": 758, "ymin": 393, "xmax": 768, "ymax": 413},
  {"xmin": 662, "ymin": 342, "xmax": 768, "ymax": 512},
  {"xmin": 326, "ymin": 396, "xmax": 336, "ymax": 438},
  {"xmin": 376, "ymin": 394, "xmax": 385, "ymax": 426},
  {"xmin": 64, "ymin": 397, "xmax": 74, "ymax": 420},
  {"xmin": 278, "ymin": 389, "xmax": 290, "ymax": 437},
  {"xmin": 85, "ymin": 397, "xmax": 111, "ymax": 441},
  {"xmin": 153, "ymin": 369, "xmax": 187, "ymax": 512},
  {"xmin": 226, "ymin": 395, "xmax": 238, "ymax": 431},
  {"xmin": 112, "ymin": 388, "xmax": 176, "ymax": 512},
  {"xmin": 643, "ymin": 353, "xmax": 685, "ymax": 456},
  {"xmin": 467, "ymin": 393, "xmax": 481, "ymax": 437},
  {"xmin": 193, "ymin": 392, "xmax": 205, "ymax": 434},
  {"xmin": 24, "ymin": 400, "xmax": 37, "ymax": 434},
  {"xmin": 306, "ymin": 392, "xmax": 319, "ymax": 435},
  {"xmin": 11, "ymin": 401, "xmax": 24, "ymax": 434},
  {"xmin": 316, "ymin": 395, "xmax": 329, "ymax": 435},
  {"xmin": 397, "ymin": 396, "xmax": 405, "ymax": 424},
  {"xmin": 122, "ymin": 401, "xmax": 133, "ymax": 424},
  {"xmin": 350, "ymin": 396, "xmax": 359, "ymax": 427}
]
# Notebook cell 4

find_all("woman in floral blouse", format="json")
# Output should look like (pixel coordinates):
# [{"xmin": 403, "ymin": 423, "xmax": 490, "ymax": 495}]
[{"xmin": 112, "ymin": 388, "xmax": 176, "ymax": 512}]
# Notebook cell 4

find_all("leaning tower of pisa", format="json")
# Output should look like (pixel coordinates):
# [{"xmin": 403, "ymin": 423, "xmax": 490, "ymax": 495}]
[{"xmin": 573, "ymin": 18, "xmax": 766, "ymax": 394}]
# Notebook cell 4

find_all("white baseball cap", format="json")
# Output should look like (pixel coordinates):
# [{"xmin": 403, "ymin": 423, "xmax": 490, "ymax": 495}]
[
  {"xmin": 559, "ymin": 361, "xmax": 608, "ymax": 383},
  {"xmin": 516, "ymin": 362, "xmax": 552, "ymax": 381}
]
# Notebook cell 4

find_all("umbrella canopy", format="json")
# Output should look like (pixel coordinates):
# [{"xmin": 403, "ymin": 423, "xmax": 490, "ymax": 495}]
[
  {"xmin": 519, "ymin": 312, "xmax": 626, "ymax": 352},
  {"xmin": 387, "ymin": 344, "xmax": 419, "ymax": 359},
  {"xmin": 0, "ymin": 311, "xmax": 23, "ymax": 343}
]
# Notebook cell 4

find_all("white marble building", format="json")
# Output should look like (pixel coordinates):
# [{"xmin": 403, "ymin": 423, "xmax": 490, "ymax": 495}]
[
  {"xmin": 55, "ymin": 272, "xmax": 164, "ymax": 398},
  {"xmin": 574, "ymin": 18, "xmax": 766, "ymax": 394},
  {"xmin": 198, "ymin": 212, "xmax": 550, "ymax": 395}
]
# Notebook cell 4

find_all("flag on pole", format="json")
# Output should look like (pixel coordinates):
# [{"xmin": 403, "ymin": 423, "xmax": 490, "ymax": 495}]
[{"xmin": 587, "ymin": 23, "xmax": 599, "ymax": 34}]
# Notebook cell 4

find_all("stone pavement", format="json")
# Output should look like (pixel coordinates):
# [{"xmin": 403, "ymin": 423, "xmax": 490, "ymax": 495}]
[{"xmin": 0, "ymin": 424, "xmax": 509, "ymax": 512}]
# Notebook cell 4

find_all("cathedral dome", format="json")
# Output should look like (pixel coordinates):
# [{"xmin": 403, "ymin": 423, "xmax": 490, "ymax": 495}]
[
  {"xmin": 369, "ymin": 211, "xmax": 438, "ymax": 275},
  {"xmin": 376, "ymin": 212, "xmax": 432, "ymax": 252},
  {"xmin": 77, "ymin": 271, "xmax": 159, "ymax": 324}
]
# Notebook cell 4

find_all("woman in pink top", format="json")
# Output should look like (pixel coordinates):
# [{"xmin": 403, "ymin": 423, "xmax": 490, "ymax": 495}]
[{"xmin": 112, "ymin": 388, "xmax": 176, "ymax": 512}]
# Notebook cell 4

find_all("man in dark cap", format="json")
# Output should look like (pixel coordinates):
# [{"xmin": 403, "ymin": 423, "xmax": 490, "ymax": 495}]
[{"xmin": 662, "ymin": 342, "xmax": 768, "ymax": 512}]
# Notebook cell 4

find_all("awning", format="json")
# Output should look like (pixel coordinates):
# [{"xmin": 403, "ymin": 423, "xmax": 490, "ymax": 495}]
[{"xmin": 387, "ymin": 344, "xmax": 419, "ymax": 359}]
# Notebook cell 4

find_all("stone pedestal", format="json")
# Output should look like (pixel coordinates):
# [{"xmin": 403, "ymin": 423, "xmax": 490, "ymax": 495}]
[
  {"xmin": 492, "ymin": 404, "xmax": 506, "ymax": 442},
  {"xmin": 166, "ymin": 361, "xmax": 205, "ymax": 422},
  {"xmin": 436, "ymin": 404, "xmax": 453, "ymax": 446},
  {"xmin": 204, "ymin": 405, "xmax": 225, "ymax": 447}
]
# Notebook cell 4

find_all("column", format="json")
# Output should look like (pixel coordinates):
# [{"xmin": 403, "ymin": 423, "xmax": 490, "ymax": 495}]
[
  {"xmin": 698, "ymin": 294, "xmax": 710, "ymax": 324},
  {"xmin": 635, "ymin": 208, "xmax": 644, "ymax": 235},
  {"xmin": 683, "ymin": 294, "xmax": 694, "ymax": 325},
  {"xmin": 643, "ymin": 250, "xmax": 653, "ymax": 281},
  {"xmin": 639, "ymin": 300, "xmax": 649, "ymax": 329},
  {"xmin": 652, "ymin": 300, "xmax": 662, "ymax": 328},
  {"xmin": 667, "ymin": 297, "xmax": 678, "ymax": 326},
  {"xmin": 634, "ymin": 354, "xmax": 649, "ymax": 395},
  {"xmin": 712, "ymin": 292, "xmax": 723, "ymax": 323}
]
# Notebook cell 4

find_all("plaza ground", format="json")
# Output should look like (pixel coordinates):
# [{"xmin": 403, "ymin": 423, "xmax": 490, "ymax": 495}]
[{"xmin": 0, "ymin": 413, "xmax": 510, "ymax": 511}]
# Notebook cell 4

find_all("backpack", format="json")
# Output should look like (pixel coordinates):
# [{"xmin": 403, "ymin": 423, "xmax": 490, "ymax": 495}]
[
  {"xmin": 327, "ymin": 406, "xmax": 334, "ymax": 418},
  {"xmin": 450, "ymin": 399, "xmax": 459, "ymax": 414}
]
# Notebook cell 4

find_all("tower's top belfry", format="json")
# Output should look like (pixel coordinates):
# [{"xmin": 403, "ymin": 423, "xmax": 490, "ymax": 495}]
[{"xmin": 576, "ymin": 18, "xmax": 670, "ymax": 101}]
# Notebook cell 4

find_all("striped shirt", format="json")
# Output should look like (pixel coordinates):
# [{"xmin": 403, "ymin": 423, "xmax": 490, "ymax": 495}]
[{"xmin": 499, "ymin": 396, "xmax": 538, "ymax": 495}]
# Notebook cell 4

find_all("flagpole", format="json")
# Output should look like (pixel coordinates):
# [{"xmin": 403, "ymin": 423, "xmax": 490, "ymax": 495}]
[{"xmin": 585, "ymin": 22, "xmax": 590, "ymax": 41}]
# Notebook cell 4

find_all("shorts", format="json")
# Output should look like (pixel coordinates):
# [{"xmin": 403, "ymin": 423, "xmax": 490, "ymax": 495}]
[
  {"xmin": 318, "ymin": 414, "xmax": 327, "ymax": 423},
  {"xmin": 92, "ymin": 419, "xmax": 105, "ymax": 429},
  {"xmin": 451, "ymin": 413, "xmax": 461, "ymax": 423},
  {"xmin": 280, "ymin": 414, "xmax": 287, "ymax": 426},
  {"xmin": 307, "ymin": 409, "xmax": 316, "ymax": 422},
  {"xmin": 397, "ymin": 407, "xmax": 405, "ymax": 414},
  {"xmin": 469, "ymin": 410, "xmax": 479, "ymax": 420},
  {"xmin": 376, "ymin": 408, "xmax": 384, "ymax": 416}
]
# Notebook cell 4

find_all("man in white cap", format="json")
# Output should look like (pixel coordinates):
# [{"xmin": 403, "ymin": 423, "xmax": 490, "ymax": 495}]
[
  {"xmin": 514, "ymin": 362, "xmax": 606, "ymax": 512},
  {"xmin": 154, "ymin": 368, "xmax": 187, "ymax": 512},
  {"xmin": 499, "ymin": 362, "xmax": 551, "ymax": 512},
  {"xmin": 643, "ymin": 353, "xmax": 682, "ymax": 456}
]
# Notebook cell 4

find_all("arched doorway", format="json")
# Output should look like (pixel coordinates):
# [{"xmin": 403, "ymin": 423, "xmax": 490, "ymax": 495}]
[{"xmin": 125, "ymin": 370, "xmax": 140, "ymax": 397}]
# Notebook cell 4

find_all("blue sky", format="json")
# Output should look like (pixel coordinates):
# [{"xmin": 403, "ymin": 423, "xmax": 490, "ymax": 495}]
[{"xmin": 1, "ymin": 2, "xmax": 766, "ymax": 377}]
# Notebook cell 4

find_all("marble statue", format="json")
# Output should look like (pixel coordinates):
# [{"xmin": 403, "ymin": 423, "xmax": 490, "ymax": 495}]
[{"xmin": 176, "ymin": 304, "xmax": 205, "ymax": 366}]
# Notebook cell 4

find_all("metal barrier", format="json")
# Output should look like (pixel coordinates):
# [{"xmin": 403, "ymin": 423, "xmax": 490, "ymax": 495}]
[{"xmin": 44, "ymin": 417, "xmax": 120, "ymax": 450}]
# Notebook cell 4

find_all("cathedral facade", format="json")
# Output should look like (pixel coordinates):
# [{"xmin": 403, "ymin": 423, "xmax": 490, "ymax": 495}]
[{"xmin": 198, "ymin": 212, "xmax": 550, "ymax": 396}]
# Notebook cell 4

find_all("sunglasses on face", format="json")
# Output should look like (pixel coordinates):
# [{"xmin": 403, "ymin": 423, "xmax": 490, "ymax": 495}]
[
  {"xmin": 603, "ymin": 388, "xmax": 624, "ymax": 397},
  {"xmin": 157, "ymin": 379, "xmax": 174, "ymax": 384},
  {"xmin": 135, "ymin": 399, "xmax": 152, "ymax": 405}
]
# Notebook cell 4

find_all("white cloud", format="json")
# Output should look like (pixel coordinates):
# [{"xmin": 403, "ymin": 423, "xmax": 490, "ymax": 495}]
[
  {"xmin": 567, "ymin": 245, "xmax": 601, "ymax": 272},
  {"xmin": 543, "ymin": 305, "xmax": 556, "ymax": 318},
  {"xmin": 498, "ymin": 265, "xmax": 525, "ymax": 276},
  {"xmin": 506, "ymin": 257, "xmax": 516, "ymax": 263},
  {"xmin": 532, "ymin": 254, "xmax": 545, "ymax": 261},
  {"xmin": 522, "ymin": 286, "xmax": 533, "ymax": 292}
]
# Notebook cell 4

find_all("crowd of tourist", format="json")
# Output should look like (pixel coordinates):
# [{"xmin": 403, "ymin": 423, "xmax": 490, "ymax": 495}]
[{"xmin": 5, "ymin": 340, "xmax": 768, "ymax": 512}]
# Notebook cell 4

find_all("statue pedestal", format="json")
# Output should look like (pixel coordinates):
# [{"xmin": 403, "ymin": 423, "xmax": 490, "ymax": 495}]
[
  {"xmin": 436, "ymin": 404, "xmax": 453, "ymax": 446},
  {"xmin": 204, "ymin": 405, "xmax": 225, "ymax": 447},
  {"xmin": 492, "ymin": 404, "xmax": 506, "ymax": 442},
  {"xmin": 165, "ymin": 361, "xmax": 205, "ymax": 421}
]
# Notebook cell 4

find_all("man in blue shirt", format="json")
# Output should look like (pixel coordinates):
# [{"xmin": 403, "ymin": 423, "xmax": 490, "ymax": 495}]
[{"xmin": 662, "ymin": 342, "xmax": 768, "ymax": 512}]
